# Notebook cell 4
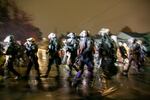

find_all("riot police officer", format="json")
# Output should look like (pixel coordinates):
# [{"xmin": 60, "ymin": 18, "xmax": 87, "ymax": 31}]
[
  {"xmin": 72, "ymin": 30, "xmax": 94, "ymax": 87},
  {"xmin": 24, "ymin": 37, "xmax": 41, "ymax": 80},
  {"xmin": 42, "ymin": 33, "xmax": 61, "ymax": 78},
  {"xmin": 3, "ymin": 35, "xmax": 21, "ymax": 79},
  {"xmin": 62, "ymin": 32, "xmax": 79, "ymax": 79},
  {"xmin": 96, "ymin": 28, "xmax": 118, "ymax": 95},
  {"xmin": 122, "ymin": 38, "xmax": 141, "ymax": 76}
]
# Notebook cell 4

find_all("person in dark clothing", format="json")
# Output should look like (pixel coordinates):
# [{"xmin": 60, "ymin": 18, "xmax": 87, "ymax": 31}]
[
  {"xmin": 24, "ymin": 37, "xmax": 41, "ymax": 80},
  {"xmin": 42, "ymin": 33, "xmax": 61, "ymax": 78},
  {"xmin": 118, "ymin": 42, "xmax": 127, "ymax": 60},
  {"xmin": 96, "ymin": 28, "xmax": 118, "ymax": 95},
  {"xmin": 137, "ymin": 40, "xmax": 147, "ymax": 69},
  {"xmin": 61, "ymin": 32, "xmax": 79, "ymax": 79},
  {"xmin": 122, "ymin": 38, "xmax": 141, "ymax": 76},
  {"xmin": 3, "ymin": 35, "xmax": 21, "ymax": 79},
  {"xmin": 72, "ymin": 30, "xmax": 94, "ymax": 87}
]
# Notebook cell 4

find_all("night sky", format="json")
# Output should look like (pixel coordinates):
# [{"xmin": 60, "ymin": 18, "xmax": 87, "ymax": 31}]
[{"xmin": 15, "ymin": 0, "xmax": 150, "ymax": 36}]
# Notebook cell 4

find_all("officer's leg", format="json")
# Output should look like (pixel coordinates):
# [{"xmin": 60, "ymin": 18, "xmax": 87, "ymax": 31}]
[
  {"xmin": 67, "ymin": 64, "xmax": 79, "ymax": 81},
  {"xmin": 7, "ymin": 59, "xmax": 21, "ymax": 77},
  {"xmin": 55, "ymin": 56, "xmax": 61, "ymax": 78},
  {"xmin": 3, "ymin": 57, "xmax": 10, "ymax": 79},
  {"xmin": 56, "ymin": 65, "xmax": 60, "ymax": 77},
  {"xmin": 68, "ymin": 54, "xmax": 78, "ymax": 79},
  {"xmin": 72, "ymin": 64, "xmax": 79, "ymax": 73},
  {"xmin": 71, "ymin": 56, "xmax": 79, "ymax": 72},
  {"xmin": 86, "ymin": 60, "xmax": 94, "ymax": 86},
  {"xmin": 136, "ymin": 55, "xmax": 142, "ymax": 72},
  {"xmin": 122, "ymin": 56, "xmax": 133, "ymax": 76},
  {"xmin": 34, "ymin": 58, "xmax": 41, "ymax": 78},
  {"xmin": 100, "ymin": 74, "xmax": 108, "ymax": 91},
  {"xmin": 72, "ymin": 61, "xmax": 84, "ymax": 87},
  {"xmin": 75, "ymin": 62, "xmax": 84, "ymax": 79},
  {"xmin": 67, "ymin": 64, "xmax": 72, "ymax": 78},
  {"xmin": 127, "ymin": 58, "xmax": 133, "ymax": 72},
  {"xmin": 67, "ymin": 55, "xmax": 75, "ymax": 78},
  {"xmin": 99, "ymin": 72, "xmax": 118, "ymax": 96},
  {"xmin": 25, "ymin": 59, "xmax": 33, "ymax": 78},
  {"xmin": 44, "ymin": 58, "xmax": 53, "ymax": 77}
]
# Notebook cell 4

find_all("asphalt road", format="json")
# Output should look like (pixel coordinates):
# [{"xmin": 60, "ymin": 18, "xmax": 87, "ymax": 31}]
[{"xmin": 0, "ymin": 55, "xmax": 150, "ymax": 100}]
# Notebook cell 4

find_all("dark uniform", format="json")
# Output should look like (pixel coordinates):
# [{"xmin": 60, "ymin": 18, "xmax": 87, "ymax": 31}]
[
  {"xmin": 123, "ymin": 39, "xmax": 141, "ymax": 75},
  {"xmin": 44, "ymin": 37, "xmax": 61, "ymax": 78},
  {"xmin": 72, "ymin": 31, "xmax": 94, "ymax": 87},
  {"xmin": 24, "ymin": 38, "xmax": 40, "ymax": 80},
  {"xmin": 4, "ymin": 35, "xmax": 21, "ymax": 79},
  {"xmin": 98, "ymin": 35, "xmax": 117, "ymax": 79},
  {"xmin": 62, "ymin": 33, "xmax": 79, "ymax": 78},
  {"xmin": 118, "ymin": 43, "xmax": 127, "ymax": 62},
  {"xmin": 95, "ymin": 28, "xmax": 118, "ymax": 94}
]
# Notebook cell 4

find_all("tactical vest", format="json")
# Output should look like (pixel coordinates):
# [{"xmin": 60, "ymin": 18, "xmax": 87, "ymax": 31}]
[
  {"xmin": 99, "ymin": 36, "xmax": 115, "ymax": 58},
  {"xmin": 48, "ymin": 39, "xmax": 59, "ymax": 56},
  {"xmin": 67, "ymin": 39, "xmax": 78, "ymax": 52},
  {"xmin": 130, "ymin": 43, "xmax": 141, "ymax": 55},
  {"xmin": 6, "ymin": 42, "xmax": 19, "ymax": 57},
  {"xmin": 80, "ymin": 38, "xmax": 94, "ymax": 58},
  {"xmin": 25, "ymin": 43, "xmax": 38, "ymax": 57}
]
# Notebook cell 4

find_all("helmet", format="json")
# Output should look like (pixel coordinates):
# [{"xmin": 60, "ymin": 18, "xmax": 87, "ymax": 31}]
[
  {"xmin": 123, "ymin": 43, "xmax": 127, "ymax": 47},
  {"xmin": 67, "ymin": 32, "xmax": 75, "ymax": 38},
  {"xmin": 79, "ymin": 30, "xmax": 87, "ymax": 37},
  {"xmin": 128, "ymin": 38, "xmax": 135, "ymax": 44},
  {"xmin": 27, "ymin": 37, "xmax": 35, "ymax": 42},
  {"xmin": 4, "ymin": 35, "xmax": 15, "ymax": 43},
  {"xmin": 62, "ymin": 39, "xmax": 67, "ymax": 44},
  {"xmin": 48, "ymin": 33, "xmax": 56, "ymax": 39},
  {"xmin": 118, "ymin": 42, "xmax": 123, "ymax": 46},
  {"xmin": 98, "ymin": 28, "xmax": 110, "ymax": 36},
  {"xmin": 137, "ymin": 40, "xmax": 142, "ymax": 45},
  {"xmin": 111, "ymin": 35, "xmax": 117, "ymax": 43}
]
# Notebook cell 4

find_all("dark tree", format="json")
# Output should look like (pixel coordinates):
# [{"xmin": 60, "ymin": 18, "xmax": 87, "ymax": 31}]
[
  {"xmin": 120, "ymin": 26, "xmax": 133, "ymax": 33},
  {"xmin": 0, "ymin": 0, "xmax": 42, "ymax": 42}
]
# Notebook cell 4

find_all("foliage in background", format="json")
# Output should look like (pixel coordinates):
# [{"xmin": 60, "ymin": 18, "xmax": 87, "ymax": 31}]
[{"xmin": 0, "ymin": 0, "xmax": 42, "ymax": 42}]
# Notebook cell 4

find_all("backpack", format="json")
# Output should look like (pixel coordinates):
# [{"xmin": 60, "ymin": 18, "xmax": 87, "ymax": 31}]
[
  {"xmin": 130, "ymin": 43, "xmax": 141, "ymax": 55},
  {"xmin": 98, "ymin": 36, "xmax": 118, "ymax": 78},
  {"xmin": 119, "ymin": 46, "xmax": 127, "ymax": 58},
  {"xmin": 99, "ymin": 36, "xmax": 114, "ymax": 57}
]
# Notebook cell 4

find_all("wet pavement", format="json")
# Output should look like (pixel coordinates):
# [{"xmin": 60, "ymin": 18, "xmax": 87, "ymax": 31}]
[{"xmin": 0, "ymin": 55, "xmax": 150, "ymax": 100}]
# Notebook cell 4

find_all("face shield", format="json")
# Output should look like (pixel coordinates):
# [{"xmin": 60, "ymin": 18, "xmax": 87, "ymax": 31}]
[
  {"xmin": 128, "ymin": 38, "xmax": 135, "ymax": 44},
  {"xmin": 98, "ymin": 28, "xmax": 110, "ymax": 36},
  {"xmin": 118, "ymin": 42, "xmax": 123, "ymax": 46},
  {"xmin": 27, "ymin": 38, "xmax": 35, "ymax": 45},
  {"xmin": 48, "ymin": 33, "xmax": 56, "ymax": 40},
  {"xmin": 4, "ymin": 35, "xmax": 15, "ymax": 43},
  {"xmin": 67, "ymin": 32, "xmax": 75, "ymax": 39},
  {"xmin": 79, "ymin": 30, "xmax": 87, "ymax": 40},
  {"xmin": 80, "ymin": 37, "xmax": 87, "ymax": 42}
]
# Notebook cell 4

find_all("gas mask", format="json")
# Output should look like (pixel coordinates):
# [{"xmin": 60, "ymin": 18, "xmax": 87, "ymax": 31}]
[{"xmin": 80, "ymin": 36, "xmax": 87, "ymax": 42}]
